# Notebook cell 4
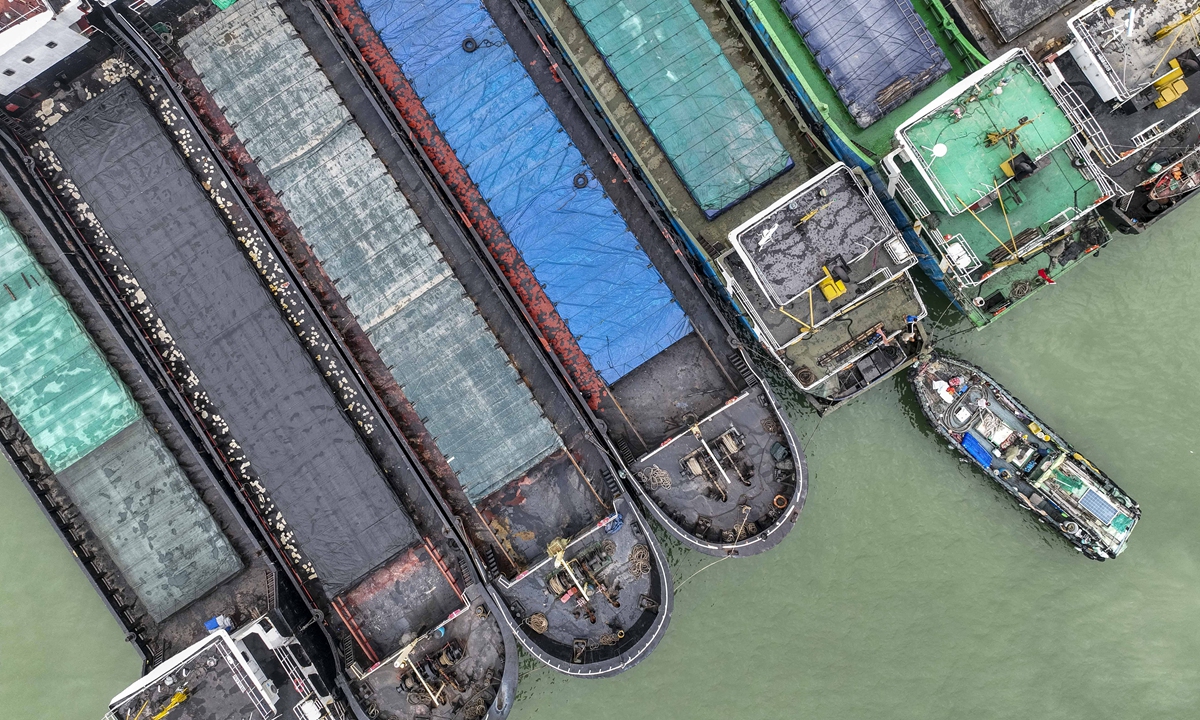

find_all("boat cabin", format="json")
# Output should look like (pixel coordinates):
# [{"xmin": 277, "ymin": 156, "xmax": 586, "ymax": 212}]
[{"xmin": 719, "ymin": 163, "xmax": 928, "ymax": 412}]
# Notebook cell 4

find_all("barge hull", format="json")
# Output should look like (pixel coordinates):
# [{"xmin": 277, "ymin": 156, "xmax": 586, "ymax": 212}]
[{"xmin": 44, "ymin": 79, "xmax": 418, "ymax": 595}]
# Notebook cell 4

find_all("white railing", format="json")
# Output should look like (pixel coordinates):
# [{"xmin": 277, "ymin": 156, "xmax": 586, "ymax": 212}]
[
  {"xmin": 1131, "ymin": 121, "xmax": 1164, "ymax": 147},
  {"xmin": 1068, "ymin": 136, "xmax": 1125, "ymax": 199},
  {"xmin": 935, "ymin": 232, "xmax": 985, "ymax": 287},
  {"xmin": 893, "ymin": 172, "xmax": 930, "ymax": 219},
  {"xmin": 1040, "ymin": 62, "xmax": 1121, "ymax": 165},
  {"xmin": 215, "ymin": 641, "xmax": 276, "ymax": 719}
]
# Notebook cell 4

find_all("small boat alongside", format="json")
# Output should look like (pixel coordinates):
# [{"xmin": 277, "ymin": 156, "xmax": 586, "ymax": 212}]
[{"xmin": 911, "ymin": 354, "xmax": 1139, "ymax": 559}]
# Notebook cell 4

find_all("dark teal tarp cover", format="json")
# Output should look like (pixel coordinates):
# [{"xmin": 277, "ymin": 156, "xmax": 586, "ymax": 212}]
[
  {"xmin": 361, "ymin": 0, "xmax": 691, "ymax": 383},
  {"xmin": 780, "ymin": 0, "xmax": 950, "ymax": 128},
  {"xmin": 567, "ymin": 0, "xmax": 792, "ymax": 216}
]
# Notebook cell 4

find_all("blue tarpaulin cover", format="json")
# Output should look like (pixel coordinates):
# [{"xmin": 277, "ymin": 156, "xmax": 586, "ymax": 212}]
[
  {"xmin": 567, "ymin": 0, "xmax": 792, "ymax": 216},
  {"xmin": 961, "ymin": 432, "xmax": 994, "ymax": 469},
  {"xmin": 186, "ymin": 0, "xmax": 562, "ymax": 503},
  {"xmin": 779, "ymin": 0, "xmax": 950, "ymax": 128},
  {"xmin": 359, "ymin": 0, "xmax": 692, "ymax": 383}
]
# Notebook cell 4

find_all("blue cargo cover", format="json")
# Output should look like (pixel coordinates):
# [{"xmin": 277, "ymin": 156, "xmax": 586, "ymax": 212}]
[
  {"xmin": 780, "ymin": 0, "xmax": 950, "ymax": 128},
  {"xmin": 359, "ymin": 0, "xmax": 692, "ymax": 383}
]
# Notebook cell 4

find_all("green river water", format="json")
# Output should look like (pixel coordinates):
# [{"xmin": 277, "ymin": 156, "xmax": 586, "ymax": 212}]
[{"xmin": 2, "ymin": 200, "xmax": 1197, "ymax": 719}]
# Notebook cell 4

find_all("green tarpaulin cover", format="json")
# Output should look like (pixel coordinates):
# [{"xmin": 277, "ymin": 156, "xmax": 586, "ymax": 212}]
[{"xmin": 566, "ymin": 0, "xmax": 792, "ymax": 216}]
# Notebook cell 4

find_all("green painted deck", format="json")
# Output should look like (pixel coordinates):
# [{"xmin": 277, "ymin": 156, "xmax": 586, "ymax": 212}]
[
  {"xmin": 898, "ymin": 144, "xmax": 1105, "ymax": 326},
  {"xmin": 899, "ymin": 57, "xmax": 1077, "ymax": 213},
  {"xmin": 0, "ymin": 215, "xmax": 139, "ymax": 472},
  {"xmin": 907, "ymin": 147, "xmax": 1101, "ymax": 256},
  {"xmin": 745, "ymin": 0, "xmax": 972, "ymax": 159}
]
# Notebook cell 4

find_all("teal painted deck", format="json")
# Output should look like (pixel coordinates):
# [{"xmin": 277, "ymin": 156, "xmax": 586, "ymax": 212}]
[
  {"xmin": 900, "ymin": 57, "xmax": 1076, "ymax": 212},
  {"xmin": 0, "ymin": 215, "xmax": 139, "ymax": 471}
]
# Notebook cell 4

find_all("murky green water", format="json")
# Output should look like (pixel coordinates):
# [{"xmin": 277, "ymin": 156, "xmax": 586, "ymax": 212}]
[
  {"xmin": 0, "ymin": 459, "xmax": 142, "ymax": 715},
  {"xmin": 4, "ymin": 200, "xmax": 1198, "ymax": 718}
]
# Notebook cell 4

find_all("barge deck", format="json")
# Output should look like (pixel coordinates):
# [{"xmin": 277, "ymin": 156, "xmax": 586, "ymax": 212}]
[
  {"xmin": 0, "ymin": 127, "xmax": 341, "ymax": 717},
  {"xmin": 7, "ymin": 12, "xmax": 516, "ymax": 716},
  {"xmin": 175, "ymin": 0, "xmax": 672, "ymax": 678},
  {"xmin": 320, "ymin": 0, "xmax": 806, "ymax": 556}
]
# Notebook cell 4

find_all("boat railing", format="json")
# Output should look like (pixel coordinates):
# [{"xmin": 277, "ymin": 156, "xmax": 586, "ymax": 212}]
[
  {"xmin": 934, "ymin": 232, "xmax": 985, "ymax": 287},
  {"xmin": 1131, "ymin": 121, "xmax": 1165, "ymax": 147},
  {"xmin": 860, "ymin": 171, "xmax": 899, "ymax": 227},
  {"xmin": 717, "ymin": 255, "xmax": 791, "ymax": 351},
  {"xmin": 892, "ymin": 171, "xmax": 931, "ymax": 220},
  {"xmin": 1038, "ymin": 59, "xmax": 1122, "ymax": 166},
  {"xmin": 1072, "ymin": 16, "xmax": 1131, "ymax": 100},
  {"xmin": 1028, "ymin": 207, "xmax": 1086, "ymax": 254},
  {"xmin": 215, "ymin": 639, "xmax": 275, "ymax": 719},
  {"xmin": 1067, "ymin": 136, "xmax": 1124, "ymax": 199}
]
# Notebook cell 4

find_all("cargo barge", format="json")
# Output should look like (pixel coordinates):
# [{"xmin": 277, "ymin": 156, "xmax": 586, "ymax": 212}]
[
  {"xmin": 0, "ymin": 2, "xmax": 543, "ymax": 716},
  {"xmin": 732, "ymin": 0, "xmax": 1200, "ymax": 328},
  {"xmin": 0, "ymin": 125, "xmax": 343, "ymax": 718},
  {"xmin": 171, "ymin": 0, "xmax": 672, "ymax": 677},
  {"xmin": 315, "ymin": 0, "xmax": 809, "ymax": 556},
  {"xmin": 3, "ymin": 0, "xmax": 675, "ymax": 699},
  {"xmin": 911, "ymin": 354, "xmax": 1139, "ymax": 559}
]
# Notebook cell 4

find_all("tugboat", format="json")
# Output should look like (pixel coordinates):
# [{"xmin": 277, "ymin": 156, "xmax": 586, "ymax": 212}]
[{"xmin": 911, "ymin": 354, "xmax": 1139, "ymax": 559}]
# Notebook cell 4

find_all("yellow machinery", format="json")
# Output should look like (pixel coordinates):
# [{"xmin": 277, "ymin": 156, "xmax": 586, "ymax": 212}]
[
  {"xmin": 817, "ymin": 266, "xmax": 847, "ymax": 301},
  {"xmin": 1153, "ymin": 6, "xmax": 1200, "ymax": 41},
  {"xmin": 145, "ymin": 689, "xmax": 189, "ymax": 720},
  {"xmin": 1153, "ymin": 58, "xmax": 1189, "ymax": 108}
]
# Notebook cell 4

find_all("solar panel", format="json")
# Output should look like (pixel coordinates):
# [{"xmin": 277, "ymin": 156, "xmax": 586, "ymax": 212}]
[{"xmin": 1080, "ymin": 488, "xmax": 1120, "ymax": 525}]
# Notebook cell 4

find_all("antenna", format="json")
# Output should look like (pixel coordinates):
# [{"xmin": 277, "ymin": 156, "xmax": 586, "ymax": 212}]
[{"xmin": 923, "ymin": 143, "xmax": 948, "ymax": 164}]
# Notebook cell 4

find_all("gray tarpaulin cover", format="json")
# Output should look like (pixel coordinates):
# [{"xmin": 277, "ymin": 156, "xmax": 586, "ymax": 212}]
[
  {"xmin": 976, "ymin": 0, "xmax": 1073, "ymax": 42},
  {"xmin": 184, "ymin": 0, "xmax": 561, "ymax": 504},
  {"xmin": 46, "ymin": 82, "xmax": 418, "ymax": 593},
  {"xmin": 1, "ymin": 216, "xmax": 240, "ymax": 621},
  {"xmin": 56, "ymin": 419, "xmax": 244, "ymax": 621},
  {"xmin": 780, "ymin": 0, "xmax": 951, "ymax": 127}
]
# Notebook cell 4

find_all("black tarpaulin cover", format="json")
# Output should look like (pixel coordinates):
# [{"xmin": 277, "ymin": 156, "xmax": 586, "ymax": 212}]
[{"xmin": 46, "ymin": 82, "xmax": 419, "ymax": 593}]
